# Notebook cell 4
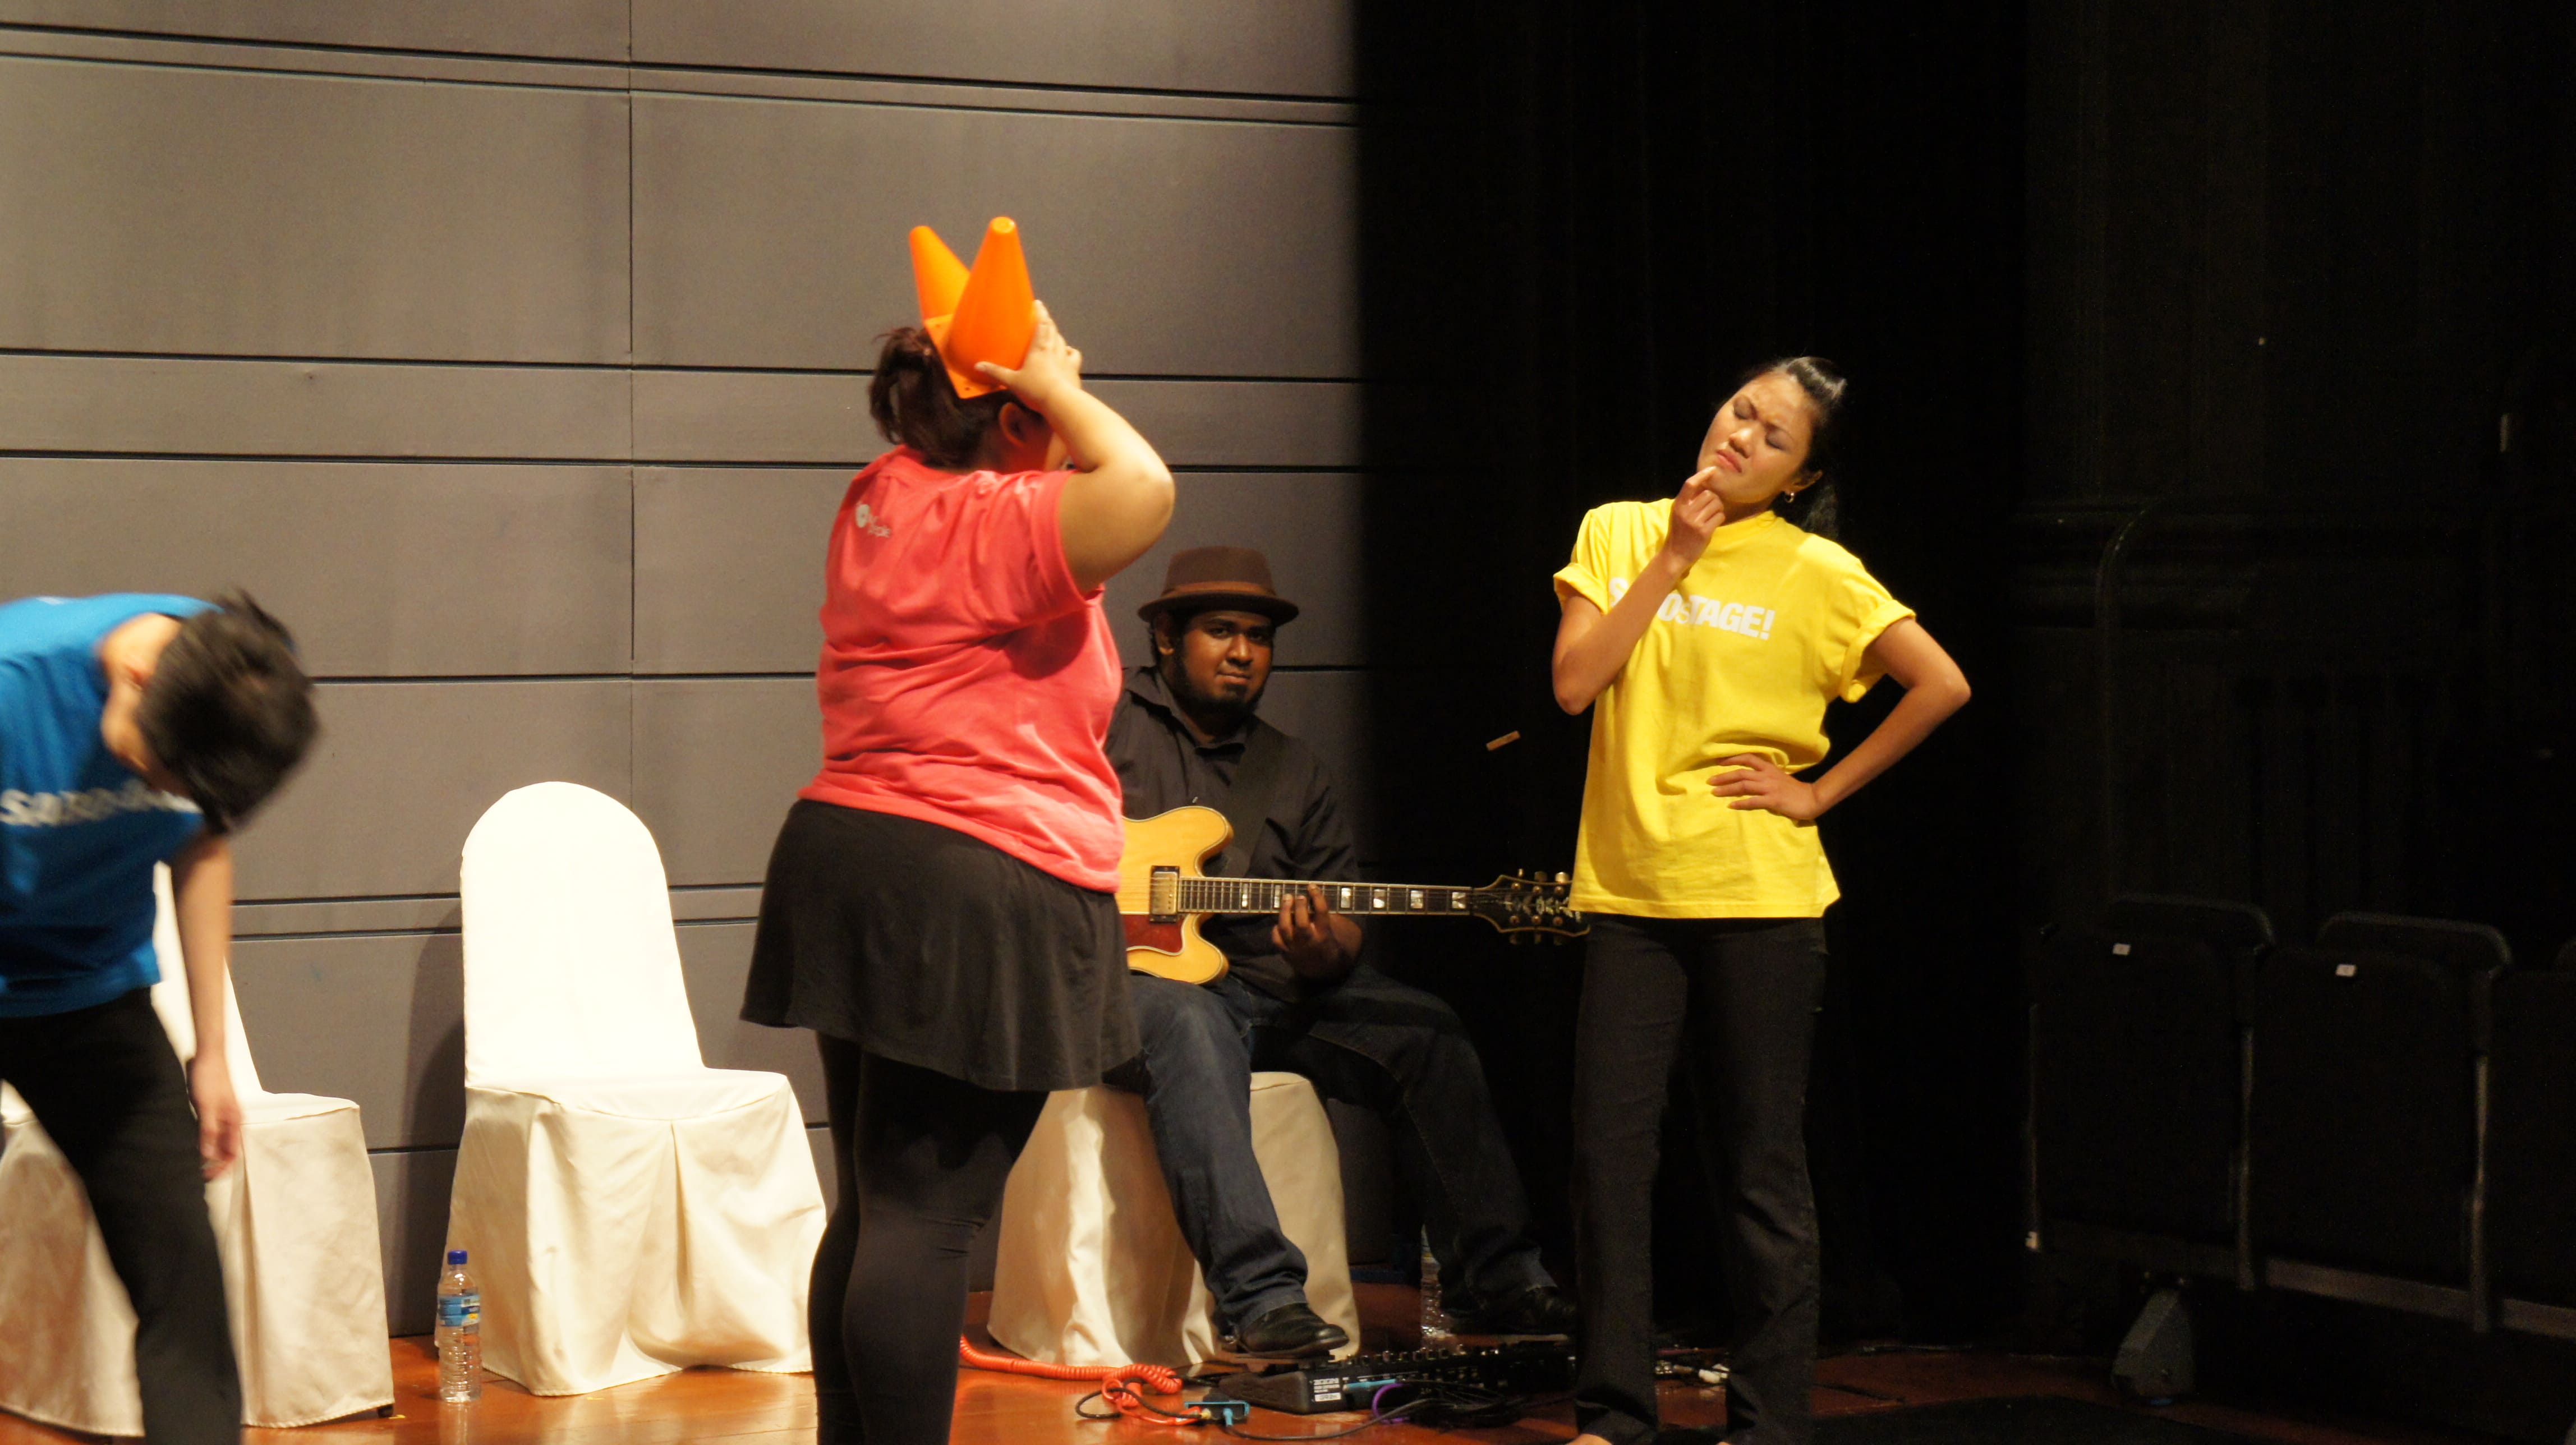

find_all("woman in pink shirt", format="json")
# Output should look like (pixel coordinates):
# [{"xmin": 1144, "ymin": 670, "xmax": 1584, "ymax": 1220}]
[{"xmin": 743, "ymin": 302, "xmax": 1171, "ymax": 1444}]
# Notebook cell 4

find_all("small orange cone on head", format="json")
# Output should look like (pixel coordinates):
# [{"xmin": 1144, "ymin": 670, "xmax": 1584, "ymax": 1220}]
[
  {"xmin": 908, "ymin": 218, "xmax": 1036, "ymax": 399},
  {"xmin": 909, "ymin": 227, "xmax": 970, "ymax": 333}
]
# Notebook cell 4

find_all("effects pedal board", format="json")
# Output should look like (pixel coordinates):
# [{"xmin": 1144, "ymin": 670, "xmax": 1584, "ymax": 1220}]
[{"xmin": 1223, "ymin": 1341, "xmax": 1575, "ymax": 1415}]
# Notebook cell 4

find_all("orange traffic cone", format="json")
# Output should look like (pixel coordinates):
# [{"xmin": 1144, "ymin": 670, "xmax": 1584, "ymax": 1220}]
[{"xmin": 908, "ymin": 218, "xmax": 1036, "ymax": 399}]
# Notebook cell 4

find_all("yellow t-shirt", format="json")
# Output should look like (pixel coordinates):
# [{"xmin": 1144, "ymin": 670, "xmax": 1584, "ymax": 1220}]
[{"xmin": 1553, "ymin": 503, "xmax": 1914, "ymax": 919}]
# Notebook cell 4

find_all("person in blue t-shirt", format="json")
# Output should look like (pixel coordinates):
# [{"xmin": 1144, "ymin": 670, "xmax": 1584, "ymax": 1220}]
[{"xmin": 0, "ymin": 591, "xmax": 318, "ymax": 1445}]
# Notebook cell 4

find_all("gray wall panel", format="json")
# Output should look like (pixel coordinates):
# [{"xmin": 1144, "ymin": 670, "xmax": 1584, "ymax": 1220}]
[
  {"xmin": 632, "ymin": 94, "xmax": 1356, "ymax": 377},
  {"xmin": 634, "ymin": 467, "xmax": 841, "ymax": 674},
  {"xmin": 633, "ymin": 371, "xmax": 873, "ymax": 465},
  {"xmin": 234, "ymin": 682, "xmax": 632, "ymax": 901},
  {"xmin": 633, "ymin": 1, "xmax": 1351, "ymax": 97},
  {"xmin": 235, "ymin": 898, "xmax": 462, "ymax": 939},
  {"xmin": 0, "ymin": 355, "xmax": 629, "ymax": 459},
  {"xmin": 232, "ymin": 885, "xmax": 759, "ymax": 938},
  {"xmin": 641, "ymin": 68, "xmax": 1352, "ymax": 127},
  {"xmin": 0, "ymin": 56, "xmax": 628, "ymax": 361},
  {"xmin": 630, "ymin": 679, "xmax": 815, "ymax": 887},
  {"xmin": 671, "ymin": 886, "xmax": 763, "ymax": 923},
  {"xmin": 632, "ymin": 372, "xmax": 1360, "ymax": 468},
  {"xmin": 371, "ymin": 1148, "xmax": 459, "ymax": 1337},
  {"xmin": 1102, "ymin": 472, "xmax": 1365, "ymax": 669},
  {"xmin": 1090, "ymin": 380, "xmax": 1361, "ymax": 471},
  {"xmin": 677, "ymin": 921, "xmax": 824, "ymax": 1124},
  {"xmin": 0, "ymin": 3, "xmax": 628, "ymax": 61},
  {"xmin": 0, "ymin": 28, "xmax": 625, "ymax": 92},
  {"xmin": 233, "ymin": 932, "xmax": 464, "ymax": 1152},
  {"xmin": 0, "ymin": 461, "xmax": 632, "ymax": 677}
]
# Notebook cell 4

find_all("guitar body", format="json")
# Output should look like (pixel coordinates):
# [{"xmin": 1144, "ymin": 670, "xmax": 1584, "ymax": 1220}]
[
  {"xmin": 1117, "ymin": 804, "xmax": 1584, "ymax": 986},
  {"xmin": 1119, "ymin": 806, "xmax": 1235, "ymax": 984}
]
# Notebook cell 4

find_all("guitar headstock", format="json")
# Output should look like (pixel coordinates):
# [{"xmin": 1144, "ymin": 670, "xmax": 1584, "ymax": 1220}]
[{"xmin": 1464, "ymin": 871, "xmax": 1588, "ymax": 941}]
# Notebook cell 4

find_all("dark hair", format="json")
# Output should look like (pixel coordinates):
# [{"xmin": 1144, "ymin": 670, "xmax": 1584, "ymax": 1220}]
[
  {"xmin": 136, "ymin": 591, "xmax": 319, "ymax": 834},
  {"xmin": 867, "ymin": 326, "xmax": 1013, "ymax": 468},
  {"xmin": 1739, "ymin": 355, "xmax": 1848, "ymax": 539}
]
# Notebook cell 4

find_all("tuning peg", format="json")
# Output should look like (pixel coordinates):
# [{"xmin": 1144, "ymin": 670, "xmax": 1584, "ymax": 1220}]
[{"xmin": 1555, "ymin": 872, "xmax": 1569, "ymax": 884}]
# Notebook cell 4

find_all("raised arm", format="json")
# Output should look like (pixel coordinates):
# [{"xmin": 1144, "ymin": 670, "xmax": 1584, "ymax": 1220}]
[
  {"xmin": 1552, "ymin": 470, "xmax": 1722, "ymax": 712},
  {"xmin": 169, "ymin": 831, "xmax": 243, "ymax": 1179},
  {"xmin": 977, "ymin": 302, "xmax": 1175, "ymax": 592}
]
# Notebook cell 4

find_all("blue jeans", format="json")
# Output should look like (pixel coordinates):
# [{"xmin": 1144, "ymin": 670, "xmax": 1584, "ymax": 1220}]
[{"xmin": 1120, "ymin": 965, "xmax": 1553, "ymax": 1332}]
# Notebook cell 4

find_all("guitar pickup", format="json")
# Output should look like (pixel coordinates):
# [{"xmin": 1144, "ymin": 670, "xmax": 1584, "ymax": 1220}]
[{"xmin": 1148, "ymin": 866, "xmax": 1183, "ymax": 922}]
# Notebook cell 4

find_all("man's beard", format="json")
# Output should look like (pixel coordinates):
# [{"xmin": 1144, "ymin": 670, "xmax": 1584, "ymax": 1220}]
[{"xmin": 1166, "ymin": 661, "xmax": 1264, "ymax": 731}]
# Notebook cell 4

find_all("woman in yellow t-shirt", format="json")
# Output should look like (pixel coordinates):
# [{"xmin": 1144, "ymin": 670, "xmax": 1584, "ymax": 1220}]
[{"xmin": 1550, "ymin": 357, "xmax": 1970, "ymax": 1445}]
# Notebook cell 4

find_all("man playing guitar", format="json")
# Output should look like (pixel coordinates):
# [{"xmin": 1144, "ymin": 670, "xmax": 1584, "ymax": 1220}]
[{"xmin": 1105, "ymin": 546, "xmax": 1579, "ymax": 1359}]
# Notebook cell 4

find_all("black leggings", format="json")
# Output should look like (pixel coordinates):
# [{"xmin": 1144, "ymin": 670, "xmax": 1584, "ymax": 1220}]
[
  {"xmin": 809, "ymin": 1038, "xmax": 1046, "ymax": 1445},
  {"xmin": 1571, "ymin": 917, "xmax": 1828, "ymax": 1445},
  {"xmin": 0, "ymin": 989, "xmax": 241, "ymax": 1445}
]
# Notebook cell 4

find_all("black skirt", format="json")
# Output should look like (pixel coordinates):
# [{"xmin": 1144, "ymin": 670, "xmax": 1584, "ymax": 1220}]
[{"xmin": 740, "ymin": 799, "xmax": 1137, "ymax": 1094}]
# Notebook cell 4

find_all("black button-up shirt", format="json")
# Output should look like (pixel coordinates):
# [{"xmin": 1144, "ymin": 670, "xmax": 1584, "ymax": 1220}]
[{"xmin": 1105, "ymin": 666, "xmax": 1361, "ymax": 999}]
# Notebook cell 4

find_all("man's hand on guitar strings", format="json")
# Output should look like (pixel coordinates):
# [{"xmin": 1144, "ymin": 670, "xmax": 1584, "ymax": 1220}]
[{"xmin": 1275, "ymin": 883, "xmax": 1360, "ymax": 981}]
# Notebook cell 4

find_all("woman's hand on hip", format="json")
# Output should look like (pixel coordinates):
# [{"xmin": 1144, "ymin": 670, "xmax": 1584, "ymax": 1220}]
[{"xmin": 1710, "ymin": 753, "xmax": 1824, "ymax": 824}]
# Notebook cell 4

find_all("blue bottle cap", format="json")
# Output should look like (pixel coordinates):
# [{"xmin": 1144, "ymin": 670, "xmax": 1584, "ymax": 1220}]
[{"xmin": 447, "ymin": 1248, "xmax": 468, "ymax": 1265}]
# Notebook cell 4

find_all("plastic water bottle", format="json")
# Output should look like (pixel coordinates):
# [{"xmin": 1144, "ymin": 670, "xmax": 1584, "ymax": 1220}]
[
  {"xmin": 436, "ymin": 1249, "xmax": 481, "ymax": 1402},
  {"xmin": 1418, "ymin": 1229, "xmax": 1456, "ymax": 1350}
]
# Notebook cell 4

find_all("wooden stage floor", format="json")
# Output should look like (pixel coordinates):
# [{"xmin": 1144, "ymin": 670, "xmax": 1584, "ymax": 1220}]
[{"xmin": 0, "ymin": 1286, "xmax": 2494, "ymax": 1445}]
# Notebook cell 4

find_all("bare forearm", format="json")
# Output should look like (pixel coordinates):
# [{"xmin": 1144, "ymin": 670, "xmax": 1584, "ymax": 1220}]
[
  {"xmin": 169, "ymin": 836, "xmax": 234, "ymax": 1064},
  {"xmin": 1810, "ymin": 679, "xmax": 1969, "ymax": 813},
  {"xmin": 1553, "ymin": 551, "xmax": 1691, "ymax": 712}
]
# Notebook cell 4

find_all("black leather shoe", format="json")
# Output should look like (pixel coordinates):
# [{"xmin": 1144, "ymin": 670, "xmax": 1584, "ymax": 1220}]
[
  {"xmin": 1231, "ymin": 1301, "xmax": 1350, "ymax": 1359},
  {"xmin": 1475, "ymin": 1283, "xmax": 1581, "ymax": 1336}
]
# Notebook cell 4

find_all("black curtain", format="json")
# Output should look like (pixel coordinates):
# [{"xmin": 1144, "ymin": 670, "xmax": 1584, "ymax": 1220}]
[{"xmin": 1353, "ymin": 3, "xmax": 2028, "ymax": 1338}]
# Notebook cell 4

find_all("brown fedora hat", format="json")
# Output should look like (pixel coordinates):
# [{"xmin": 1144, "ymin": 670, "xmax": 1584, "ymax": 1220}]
[{"xmin": 1136, "ymin": 545, "xmax": 1300, "ymax": 625}]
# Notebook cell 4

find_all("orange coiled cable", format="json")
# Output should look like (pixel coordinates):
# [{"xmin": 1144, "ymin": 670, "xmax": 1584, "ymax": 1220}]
[{"xmin": 957, "ymin": 1337, "xmax": 1192, "ymax": 1423}]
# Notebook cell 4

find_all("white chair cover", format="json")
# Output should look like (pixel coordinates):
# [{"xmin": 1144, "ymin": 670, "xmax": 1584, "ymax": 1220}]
[
  {"xmin": 0, "ymin": 867, "xmax": 393, "ymax": 1434},
  {"xmin": 447, "ymin": 782, "xmax": 824, "ymax": 1396},
  {"xmin": 987, "ymin": 1073, "xmax": 1359, "ymax": 1367}
]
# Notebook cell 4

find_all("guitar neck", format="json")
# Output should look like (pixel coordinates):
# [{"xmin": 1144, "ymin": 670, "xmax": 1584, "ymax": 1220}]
[{"xmin": 1179, "ymin": 876, "xmax": 1482, "ymax": 919}]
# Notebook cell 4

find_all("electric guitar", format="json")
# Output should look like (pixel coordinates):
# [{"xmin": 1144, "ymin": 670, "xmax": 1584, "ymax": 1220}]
[{"xmin": 1118, "ymin": 805, "xmax": 1586, "ymax": 984}]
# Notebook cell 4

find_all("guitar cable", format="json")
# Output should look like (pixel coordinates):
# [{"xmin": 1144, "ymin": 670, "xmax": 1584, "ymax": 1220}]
[{"xmin": 957, "ymin": 1337, "xmax": 1197, "ymax": 1424}]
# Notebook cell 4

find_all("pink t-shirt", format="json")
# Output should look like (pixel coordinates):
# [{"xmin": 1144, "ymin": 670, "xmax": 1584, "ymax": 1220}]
[{"xmin": 798, "ymin": 448, "xmax": 1125, "ymax": 892}]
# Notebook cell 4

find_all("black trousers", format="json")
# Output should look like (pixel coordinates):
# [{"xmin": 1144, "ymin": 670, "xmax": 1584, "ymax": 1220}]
[
  {"xmin": 1572, "ymin": 917, "xmax": 1828, "ymax": 1445},
  {"xmin": 808, "ymin": 1038, "xmax": 1046, "ymax": 1445},
  {"xmin": 0, "ymin": 988, "xmax": 240, "ymax": 1445}
]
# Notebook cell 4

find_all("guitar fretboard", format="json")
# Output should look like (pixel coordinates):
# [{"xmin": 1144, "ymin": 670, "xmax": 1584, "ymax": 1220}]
[{"xmin": 1174, "ymin": 876, "xmax": 1475, "ymax": 917}]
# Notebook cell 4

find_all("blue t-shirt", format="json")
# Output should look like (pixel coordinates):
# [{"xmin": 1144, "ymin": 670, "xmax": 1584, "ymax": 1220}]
[{"xmin": 0, "ymin": 594, "xmax": 214, "ymax": 1017}]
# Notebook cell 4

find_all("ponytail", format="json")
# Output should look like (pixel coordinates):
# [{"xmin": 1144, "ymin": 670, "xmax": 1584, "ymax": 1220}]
[
  {"xmin": 1775, "ymin": 475, "xmax": 1841, "ymax": 539},
  {"xmin": 868, "ymin": 327, "xmax": 1011, "ymax": 468},
  {"xmin": 1742, "ymin": 355, "xmax": 1850, "ymax": 540}
]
